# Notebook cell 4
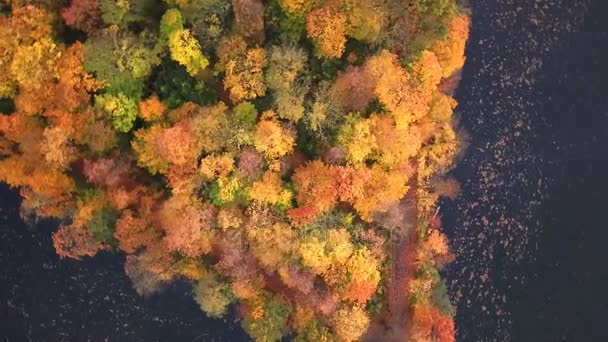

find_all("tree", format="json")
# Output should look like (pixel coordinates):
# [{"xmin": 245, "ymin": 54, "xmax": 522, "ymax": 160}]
[
  {"xmin": 330, "ymin": 66, "xmax": 374, "ymax": 114},
  {"xmin": 138, "ymin": 94, "xmax": 166, "ymax": 121},
  {"xmin": 431, "ymin": 13, "xmax": 470, "ymax": 77},
  {"xmin": 232, "ymin": 0, "xmax": 265, "ymax": 43},
  {"xmin": 292, "ymin": 160, "xmax": 338, "ymax": 213},
  {"xmin": 159, "ymin": 196, "xmax": 218, "ymax": 258},
  {"xmin": 338, "ymin": 115, "xmax": 377, "ymax": 164},
  {"xmin": 51, "ymin": 190, "xmax": 112, "ymax": 259},
  {"xmin": 237, "ymin": 147, "xmax": 264, "ymax": 180},
  {"xmin": 242, "ymin": 294, "xmax": 293, "ymax": 342},
  {"xmin": 179, "ymin": 0, "xmax": 232, "ymax": 49},
  {"xmin": 341, "ymin": 247, "xmax": 380, "ymax": 303},
  {"xmin": 295, "ymin": 319, "xmax": 335, "ymax": 342},
  {"xmin": 97, "ymin": 0, "xmax": 156, "ymax": 28},
  {"xmin": 368, "ymin": 49, "xmax": 443, "ymax": 129},
  {"xmin": 155, "ymin": 121, "xmax": 199, "ymax": 168},
  {"xmin": 132, "ymin": 125, "xmax": 170, "ymax": 174},
  {"xmin": 370, "ymin": 113, "xmax": 423, "ymax": 167},
  {"xmin": 53, "ymin": 223, "xmax": 108, "ymax": 259},
  {"xmin": 41, "ymin": 126, "xmax": 78, "ymax": 170},
  {"xmin": 253, "ymin": 112, "xmax": 295, "ymax": 159},
  {"xmin": 287, "ymin": 206, "xmax": 318, "ymax": 227},
  {"xmin": 193, "ymin": 271, "xmax": 234, "ymax": 318},
  {"xmin": 278, "ymin": 0, "xmax": 313, "ymax": 15},
  {"xmin": 168, "ymin": 29, "xmax": 210, "ymax": 77},
  {"xmin": 428, "ymin": 92, "xmax": 457, "ymax": 123},
  {"xmin": 61, "ymin": 0, "xmax": 101, "ymax": 33},
  {"xmin": 232, "ymin": 101, "xmax": 258, "ymax": 130},
  {"xmin": 217, "ymin": 36, "xmax": 267, "ymax": 103},
  {"xmin": 52, "ymin": 42, "xmax": 101, "ymax": 113},
  {"xmin": 159, "ymin": 8, "xmax": 184, "ymax": 42},
  {"xmin": 306, "ymin": 3, "xmax": 347, "ymax": 59},
  {"xmin": 124, "ymin": 254, "xmax": 167, "ymax": 296},
  {"xmin": 331, "ymin": 305, "xmax": 370, "ymax": 342},
  {"xmin": 0, "ymin": 5, "xmax": 55, "ymax": 98},
  {"xmin": 84, "ymin": 25, "xmax": 159, "ymax": 97},
  {"xmin": 216, "ymin": 206, "xmax": 245, "ymax": 230},
  {"xmin": 298, "ymin": 234, "xmax": 332, "ymax": 275},
  {"xmin": 343, "ymin": 0, "xmax": 385, "ymax": 43},
  {"xmin": 114, "ymin": 209, "xmax": 160, "ymax": 254},
  {"xmin": 95, "ymin": 92, "xmax": 139, "ymax": 132},
  {"xmin": 410, "ymin": 304, "xmax": 455, "ymax": 342},
  {"xmin": 248, "ymin": 171, "xmax": 293, "ymax": 208},
  {"xmin": 266, "ymin": 45, "xmax": 310, "ymax": 122},
  {"xmin": 10, "ymin": 37, "xmax": 61, "ymax": 93},
  {"xmin": 185, "ymin": 102, "xmax": 228, "ymax": 153},
  {"xmin": 199, "ymin": 153, "xmax": 235, "ymax": 180},
  {"xmin": 247, "ymin": 222, "xmax": 296, "ymax": 271},
  {"xmin": 350, "ymin": 165, "xmax": 409, "ymax": 221}
]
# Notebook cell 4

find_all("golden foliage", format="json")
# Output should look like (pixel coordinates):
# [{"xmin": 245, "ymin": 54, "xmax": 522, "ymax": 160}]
[
  {"xmin": 306, "ymin": 4, "xmax": 347, "ymax": 59},
  {"xmin": 431, "ymin": 14, "xmax": 471, "ymax": 78},
  {"xmin": 138, "ymin": 95, "xmax": 166, "ymax": 122},
  {"xmin": 351, "ymin": 165, "xmax": 409, "ymax": 221},
  {"xmin": 248, "ymin": 171, "xmax": 293, "ymax": 208},
  {"xmin": 199, "ymin": 153, "xmax": 235, "ymax": 180},
  {"xmin": 342, "ymin": 247, "xmax": 380, "ymax": 303},
  {"xmin": 331, "ymin": 305, "xmax": 370, "ymax": 342},
  {"xmin": 253, "ymin": 112, "xmax": 296, "ymax": 159},
  {"xmin": 366, "ymin": 50, "xmax": 443, "ymax": 130},
  {"xmin": 338, "ymin": 116, "xmax": 377, "ymax": 164},
  {"xmin": 218, "ymin": 36, "xmax": 267, "ymax": 102}
]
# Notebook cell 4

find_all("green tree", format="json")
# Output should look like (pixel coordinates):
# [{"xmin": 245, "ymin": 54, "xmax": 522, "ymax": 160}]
[{"xmin": 95, "ymin": 93, "xmax": 139, "ymax": 133}]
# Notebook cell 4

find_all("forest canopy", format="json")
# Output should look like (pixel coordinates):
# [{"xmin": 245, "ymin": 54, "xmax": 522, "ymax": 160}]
[{"xmin": 0, "ymin": 0, "xmax": 470, "ymax": 341}]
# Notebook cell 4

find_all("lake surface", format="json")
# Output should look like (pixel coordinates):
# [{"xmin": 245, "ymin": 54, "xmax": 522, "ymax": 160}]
[{"xmin": 2, "ymin": 0, "xmax": 608, "ymax": 341}]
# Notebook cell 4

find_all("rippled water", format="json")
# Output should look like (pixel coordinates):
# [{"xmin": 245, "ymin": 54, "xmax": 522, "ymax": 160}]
[
  {"xmin": 445, "ymin": 0, "xmax": 608, "ymax": 341},
  {"xmin": 2, "ymin": 1, "xmax": 607, "ymax": 341}
]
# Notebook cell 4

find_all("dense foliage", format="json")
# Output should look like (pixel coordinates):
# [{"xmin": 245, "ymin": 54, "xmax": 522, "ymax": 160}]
[{"xmin": 0, "ymin": 0, "xmax": 469, "ymax": 340}]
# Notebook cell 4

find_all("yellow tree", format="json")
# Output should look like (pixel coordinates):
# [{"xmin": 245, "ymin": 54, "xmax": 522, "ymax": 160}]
[
  {"xmin": 331, "ymin": 305, "xmax": 370, "ymax": 342},
  {"xmin": 431, "ymin": 14, "xmax": 471, "ymax": 78},
  {"xmin": 369, "ymin": 113, "xmax": 423, "ymax": 167},
  {"xmin": 248, "ymin": 171, "xmax": 293, "ymax": 208},
  {"xmin": 338, "ymin": 116, "xmax": 377, "ymax": 164},
  {"xmin": 253, "ymin": 111, "xmax": 295, "ymax": 160},
  {"xmin": 168, "ymin": 29, "xmax": 209, "ymax": 77},
  {"xmin": 365, "ymin": 50, "xmax": 442, "ymax": 130},
  {"xmin": 217, "ymin": 35, "xmax": 267, "ymax": 103},
  {"xmin": 342, "ymin": 247, "xmax": 380, "ymax": 303},
  {"xmin": 306, "ymin": 3, "xmax": 347, "ymax": 59},
  {"xmin": 350, "ymin": 165, "xmax": 409, "ymax": 221},
  {"xmin": 247, "ymin": 222, "xmax": 296, "ymax": 272},
  {"xmin": 199, "ymin": 153, "xmax": 235, "ymax": 180}
]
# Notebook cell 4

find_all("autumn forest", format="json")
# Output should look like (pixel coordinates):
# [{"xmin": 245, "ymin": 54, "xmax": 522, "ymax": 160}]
[{"xmin": 0, "ymin": 0, "xmax": 470, "ymax": 340}]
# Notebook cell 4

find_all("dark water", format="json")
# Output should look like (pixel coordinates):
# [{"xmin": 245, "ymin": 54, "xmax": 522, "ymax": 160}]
[
  {"xmin": 444, "ymin": 0, "xmax": 608, "ymax": 341},
  {"xmin": 0, "ymin": 187, "xmax": 250, "ymax": 342},
  {"xmin": 2, "ymin": 1, "xmax": 608, "ymax": 341}
]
